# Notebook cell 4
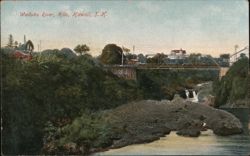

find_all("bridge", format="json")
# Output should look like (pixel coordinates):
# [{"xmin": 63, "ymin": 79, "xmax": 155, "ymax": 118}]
[
  {"xmin": 104, "ymin": 64, "xmax": 224, "ymax": 80},
  {"xmin": 105, "ymin": 46, "xmax": 249, "ymax": 80},
  {"xmin": 230, "ymin": 46, "xmax": 249, "ymax": 66}
]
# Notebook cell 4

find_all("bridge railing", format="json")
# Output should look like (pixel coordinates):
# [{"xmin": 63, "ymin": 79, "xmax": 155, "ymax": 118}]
[
  {"xmin": 137, "ymin": 63, "xmax": 220, "ymax": 69},
  {"xmin": 103, "ymin": 63, "xmax": 221, "ymax": 69},
  {"xmin": 103, "ymin": 64, "xmax": 138, "ymax": 68}
]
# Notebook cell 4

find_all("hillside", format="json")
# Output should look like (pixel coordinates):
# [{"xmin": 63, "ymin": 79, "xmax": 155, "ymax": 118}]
[
  {"xmin": 1, "ymin": 48, "xmax": 141, "ymax": 154},
  {"xmin": 213, "ymin": 57, "xmax": 249, "ymax": 108}
]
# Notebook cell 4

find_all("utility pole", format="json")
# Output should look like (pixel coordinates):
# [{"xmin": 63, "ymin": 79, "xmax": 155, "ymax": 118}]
[
  {"xmin": 234, "ymin": 45, "xmax": 238, "ymax": 62},
  {"xmin": 24, "ymin": 35, "xmax": 26, "ymax": 44},
  {"xmin": 40, "ymin": 40, "xmax": 42, "ymax": 51},
  {"xmin": 121, "ymin": 50, "xmax": 124, "ymax": 66}
]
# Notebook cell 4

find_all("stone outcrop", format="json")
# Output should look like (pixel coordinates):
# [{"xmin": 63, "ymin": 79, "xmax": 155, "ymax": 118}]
[{"xmin": 104, "ymin": 96, "xmax": 243, "ymax": 148}]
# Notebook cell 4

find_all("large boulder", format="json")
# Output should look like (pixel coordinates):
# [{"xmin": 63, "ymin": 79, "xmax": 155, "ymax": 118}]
[
  {"xmin": 104, "ymin": 97, "xmax": 243, "ymax": 148},
  {"xmin": 206, "ymin": 109, "xmax": 243, "ymax": 136}
]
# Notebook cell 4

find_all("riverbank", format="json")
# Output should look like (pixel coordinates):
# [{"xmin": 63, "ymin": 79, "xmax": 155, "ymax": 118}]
[{"xmin": 96, "ymin": 130, "xmax": 250, "ymax": 155}]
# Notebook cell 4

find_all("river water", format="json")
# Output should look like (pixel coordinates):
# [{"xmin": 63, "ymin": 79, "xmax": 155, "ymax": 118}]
[{"xmin": 97, "ymin": 130, "xmax": 250, "ymax": 155}]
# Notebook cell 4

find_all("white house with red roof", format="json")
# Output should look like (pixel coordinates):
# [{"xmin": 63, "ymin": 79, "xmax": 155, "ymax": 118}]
[{"xmin": 168, "ymin": 49, "xmax": 187, "ymax": 60}]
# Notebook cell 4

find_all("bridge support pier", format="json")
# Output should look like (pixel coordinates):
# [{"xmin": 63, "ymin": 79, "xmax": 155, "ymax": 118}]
[
  {"xmin": 219, "ymin": 67, "xmax": 229, "ymax": 79},
  {"xmin": 105, "ymin": 66, "xmax": 137, "ymax": 80}
]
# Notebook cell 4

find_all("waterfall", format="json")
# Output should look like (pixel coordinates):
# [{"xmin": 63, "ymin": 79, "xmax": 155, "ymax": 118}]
[
  {"xmin": 192, "ymin": 91, "xmax": 198, "ymax": 103},
  {"xmin": 185, "ymin": 90, "xmax": 189, "ymax": 98},
  {"xmin": 184, "ymin": 90, "xmax": 198, "ymax": 103}
]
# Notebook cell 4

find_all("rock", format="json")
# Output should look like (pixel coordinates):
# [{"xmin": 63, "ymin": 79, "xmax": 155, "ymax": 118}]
[
  {"xmin": 104, "ymin": 98, "xmax": 243, "ymax": 148},
  {"xmin": 176, "ymin": 128, "xmax": 201, "ymax": 137},
  {"xmin": 201, "ymin": 95, "xmax": 215, "ymax": 106},
  {"xmin": 213, "ymin": 125, "xmax": 243, "ymax": 136},
  {"xmin": 176, "ymin": 119, "xmax": 203, "ymax": 137},
  {"xmin": 207, "ymin": 110, "xmax": 243, "ymax": 136}
]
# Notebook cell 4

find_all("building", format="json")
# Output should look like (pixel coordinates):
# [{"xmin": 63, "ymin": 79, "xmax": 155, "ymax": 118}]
[
  {"xmin": 165, "ymin": 49, "xmax": 188, "ymax": 64},
  {"xmin": 168, "ymin": 49, "xmax": 187, "ymax": 60},
  {"xmin": 13, "ymin": 50, "xmax": 32, "ymax": 60},
  {"xmin": 13, "ymin": 35, "xmax": 33, "ymax": 61}
]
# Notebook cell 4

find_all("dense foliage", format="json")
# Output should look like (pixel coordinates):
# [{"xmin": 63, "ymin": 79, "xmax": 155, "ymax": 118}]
[
  {"xmin": 213, "ymin": 57, "xmax": 249, "ymax": 107},
  {"xmin": 146, "ymin": 53, "xmax": 166, "ymax": 64},
  {"xmin": 137, "ymin": 69, "xmax": 219, "ymax": 100},
  {"xmin": 99, "ymin": 44, "xmax": 124, "ymax": 64},
  {"xmin": 1, "ymin": 49, "xmax": 141, "ymax": 154}
]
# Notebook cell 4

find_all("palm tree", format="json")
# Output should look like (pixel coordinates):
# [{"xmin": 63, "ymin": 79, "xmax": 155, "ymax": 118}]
[{"xmin": 25, "ymin": 40, "xmax": 34, "ymax": 52}]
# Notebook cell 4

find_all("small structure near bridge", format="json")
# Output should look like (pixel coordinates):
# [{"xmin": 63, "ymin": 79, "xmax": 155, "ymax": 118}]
[{"xmin": 104, "ymin": 65, "xmax": 137, "ymax": 80}]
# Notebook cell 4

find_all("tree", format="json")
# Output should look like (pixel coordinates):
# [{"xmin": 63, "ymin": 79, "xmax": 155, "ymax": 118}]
[
  {"xmin": 188, "ymin": 53, "xmax": 202, "ymax": 64},
  {"xmin": 14, "ymin": 41, "xmax": 18, "ymax": 48},
  {"xmin": 99, "ymin": 44, "xmax": 123, "ymax": 64},
  {"xmin": 25, "ymin": 40, "xmax": 34, "ymax": 52},
  {"xmin": 74, "ymin": 44, "xmax": 90, "ymax": 55},
  {"xmin": 240, "ymin": 53, "xmax": 247, "ymax": 59},
  {"xmin": 147, "ymin": 53, "xmax": 166, "ymax": 64},
  {"xmin": 7, "ymin": 34, "xmax": 14, "ymax": 48},
  {"xmin": 137, "ymin": 54, "xmax": 147, "ymax": 63},
  {"xmin": 122, "ymin": 46, "xmax": 130, "ymax": 53},
  {"xmin": 125, "ymin": 53, "xmax": 137, "ymax": 60},
  {"xmin": 219, "ymin": 54, "xmax": 230, "ymax": 67},
  {"xmin": 220, "ymin": 54, "xmax": 230, "ymax": 59}
]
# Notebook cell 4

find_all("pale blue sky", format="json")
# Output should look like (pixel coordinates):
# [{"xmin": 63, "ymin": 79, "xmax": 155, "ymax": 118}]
[{"xmin": 1, "ymin": 0, "xmax": 249, "ymax": 56}]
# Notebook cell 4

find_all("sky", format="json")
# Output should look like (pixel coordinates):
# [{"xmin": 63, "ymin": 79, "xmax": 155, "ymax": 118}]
[{"xmin": 1, "ymin": 0, "xmax": 249, "ymax": 57}]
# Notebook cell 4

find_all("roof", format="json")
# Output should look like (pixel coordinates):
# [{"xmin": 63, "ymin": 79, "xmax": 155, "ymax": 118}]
[
  {"xmin": 171, "ymin": 49, "xmax": 186, "ymax": 54},
  {"xmin": 13, "ymin": 50, "xmax": 32, "ymax": 60}
]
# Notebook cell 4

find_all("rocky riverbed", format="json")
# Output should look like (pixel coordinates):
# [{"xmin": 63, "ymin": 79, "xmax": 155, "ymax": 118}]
[{"xmin": 102, "ymin": 96, "xmax": 243, "ymax": 150}]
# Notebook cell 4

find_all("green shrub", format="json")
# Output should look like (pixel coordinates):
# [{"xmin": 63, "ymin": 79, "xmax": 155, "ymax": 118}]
[{"xmin": 42, "ymin": 113, "xmax": 113, "ymax": 154}]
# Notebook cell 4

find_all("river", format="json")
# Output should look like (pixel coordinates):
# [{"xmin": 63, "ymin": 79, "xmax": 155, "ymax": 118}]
[{"xmin": 97, "ymin": 130, "xmax": 250, "ymax": 155}]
